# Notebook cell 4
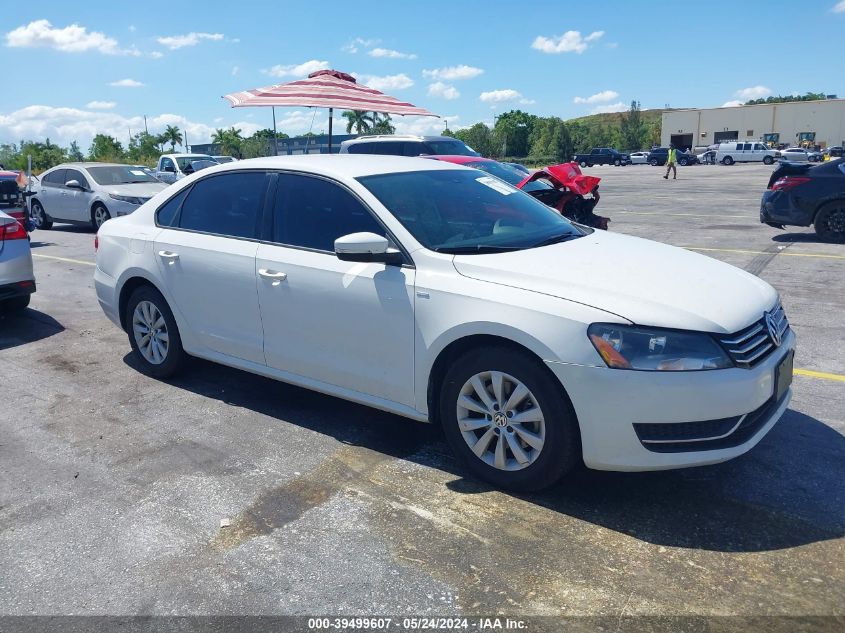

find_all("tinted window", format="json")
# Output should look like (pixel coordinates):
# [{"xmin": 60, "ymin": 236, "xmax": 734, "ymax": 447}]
[
  {"xmin": 273, "ymin": 174, "xmax": 385, "ymax": 251},
  {"xmin": 160, "ymin": 158, "xmax": 175, "ymax": 171},
  {"xmin": 43, "ymin": 169, "xmax": 66, "ymax": 186},
  {"xmin": 88, "ymin": 165, "xmax": 157, "ymax": 185},
  {"xmin": 156, "ymin": 187, "xmax": 190, "ymax": 227},
  {"xmin": 346, "ymin": 143, "xmax": 372, "ymax": 155},
  {"xmin": 64, "ymin": 169, "xmax": 89, "ymax": 188},
  {"xmin": 178, "ymin": 172, "xmax": 266, "ymax": 239}
]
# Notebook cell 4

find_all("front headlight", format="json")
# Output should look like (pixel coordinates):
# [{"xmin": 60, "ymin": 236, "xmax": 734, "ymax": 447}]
[
  {"xmin": 588, "ymin": 323, "xmax": 732, "ymax": 371},
  {"xmin": 109, "ymin": 194, "xmax": 144, "ymax": 205}
]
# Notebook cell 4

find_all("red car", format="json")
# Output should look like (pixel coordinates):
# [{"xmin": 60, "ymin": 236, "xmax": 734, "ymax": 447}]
[{"xmin": 426, "ymin": 156, "xmax": 608, "ymax": 229}]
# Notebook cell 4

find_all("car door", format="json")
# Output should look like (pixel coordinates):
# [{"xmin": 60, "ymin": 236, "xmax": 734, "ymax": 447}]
[
  {"xmin": 153, "ymin": 170, "xmax": 269, "ymax": 364},
  {"xmin": 255, "ymin": 172, "xmax": 416, "ymax": 407},
  {"xmin": 61, "ymin": 168, "xmax": 94, "ymax": 222},
  {"xmin": 157, "ymin": 157, "xmax": 177, "ymax": 184},
  {"xmin": 38, "ymin": 169, "xmax": 65, "ymax": 219}
]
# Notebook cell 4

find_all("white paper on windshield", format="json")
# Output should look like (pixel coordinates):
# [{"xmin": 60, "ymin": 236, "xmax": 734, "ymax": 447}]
[
  {"xmin": 130, "ymin": 170, "xmax": 146, "ymax": 176},
  {"xmin": 476, "ymin": 176, "xmax": 516, "ymax": 195}
]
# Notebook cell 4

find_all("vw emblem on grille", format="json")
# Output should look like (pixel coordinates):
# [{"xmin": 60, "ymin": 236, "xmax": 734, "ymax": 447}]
[{"xmin": 765, "ymin": 311, "xmax": 782, "ymax": 347}]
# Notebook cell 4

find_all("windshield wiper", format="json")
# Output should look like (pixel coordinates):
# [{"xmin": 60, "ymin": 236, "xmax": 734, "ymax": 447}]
[
  {"xmin": 530, "ymin": 233, "xmax": 580, "ymax": 248},
  {"xmin": 434, "ymin": 244, "xmax": 527, "ymax": 254}
]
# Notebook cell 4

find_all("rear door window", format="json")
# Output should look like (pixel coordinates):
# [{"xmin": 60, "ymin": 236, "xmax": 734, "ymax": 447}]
[
  {"xmin": 346, "ymin": 143, "xmax": 373, "ymax": 155},
  {"xmin": 176, "ymin": 171, "xmax": 267, "ymax": 239},
  {"xmin": 43, "ymin": 169, "xmax": 66, "ymax": 187}
]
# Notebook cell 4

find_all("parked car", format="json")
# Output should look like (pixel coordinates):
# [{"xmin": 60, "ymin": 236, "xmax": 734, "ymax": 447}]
[
  {"xmin": 778, "ymin": 148, "xmax": 812, "ymax": 162},
  {"xmin": 95, "ymin": 155, "xmax": 795, "ymax": 491},
  {"xmin": 825, "ymin": 147, "xmax": 844, "ymax": 160},
  {"xmin": 213, "ymin": 156, "xmax": 238, "ymax": 164},
  {"xmin": 647, "ymin": 148, "xmax": 698, "ymax": 166},
  {"xmin": 0, "ymin": 170, "xmax": 23, "ymax": 207},
  {"xmin": 0, "ymin": 209, "xmax": 35, "ymax": 311},
  {"xmin": 807, "ymin": 149, "xmax": 825, "ymax": 162},
  {"xmin": 428, "ymin": 156, "xmax": 608, "ymax": 229},
  {"xmin": 339, "ymin": 135, "xmax": 478, "ymax": 157},
  {"xmin": 716, "ymin": 142, "xmax": 779, "ymax": 165},
  {"xmin": 30, "ymin": 163, "xmax": 169, "ymax": 231},
  {"xmin": 629, "ymin": 151, "xmax": 650, "ymax": 165},
  {"xmin": 155, "ymin": 154, "xmax": 219, "ymax": 184},
  {"xmin": 573, "ymin": 148, "xmax": 631, "ymax": 167},
  {"xmin": 697, "ymin": 150, "xmax": 717, "ymax": 165},
  {"xmin": 760, "ymin": 158, "xmax": 845, "ymax": 242}
]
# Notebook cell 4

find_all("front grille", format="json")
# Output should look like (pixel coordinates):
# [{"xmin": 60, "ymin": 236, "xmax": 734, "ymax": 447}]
[
  {"xmin": 717, "ymin": 302, "xmax": 789, "ymax": 368},
  {"xmin": 634, "ymin": 391, "xmax": 786, "ymax": 453}
]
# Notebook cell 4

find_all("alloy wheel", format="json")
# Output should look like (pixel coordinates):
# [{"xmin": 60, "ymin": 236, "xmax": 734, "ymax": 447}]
[
  {"xmin": 94, "ymin": 206, "xmax": 110, "ymax": 228},
  {"xmin": 455, "ymin": 371, "xmax": 545, "ymax": 471},
  {"xmin": 132, "ymin": 300, "xmax": 169, "ymax": 365}
]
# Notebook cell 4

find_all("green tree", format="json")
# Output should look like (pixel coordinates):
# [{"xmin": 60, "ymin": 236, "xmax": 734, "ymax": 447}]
[
  {"xmin": 528, "ymin": 117, "xmax": 573, "ymax": 162},
  {"xmin": 492, "ymin": 110, "xmax": 537, "ymax": 157},
  {"xmin": 620, "ymin": 100, "xmax": 646, "ymax": 151},
  {"xmin": 745, "ymin": 92, "xmax": 827, "ymax": 105},
  {"xmin": 127, "ymin": 132, "xmax": 162, "ymax": 164},
  {"xmin": 342, "ymin": 110, "xmax": 374, "ymax": 134},
  {"xmin": 370, "ymin": 113, "xmax": 395, "ymax": 134},
  {"xmin": 454, "ymin": 123, "xmax": 494, "ymax": 157},
  {"xmin": 67, "ymin": 140, "xmax": 84, "ymax": 162},
  {"xmin": 162, "ymin": 125, "xmax": 183, "ymax": 152},
  {"xmin": 88, "ymin": 134, "xmax": 125, "ymax": 162},
  {"xmin": 212, "ymin": 127, "xmax": 245, "ymax": 158}
]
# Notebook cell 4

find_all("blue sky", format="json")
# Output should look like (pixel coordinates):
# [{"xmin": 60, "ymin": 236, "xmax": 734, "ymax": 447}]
[{"xmin": 2, "ymin": 0, "xmax": 844, "ymax": 149}]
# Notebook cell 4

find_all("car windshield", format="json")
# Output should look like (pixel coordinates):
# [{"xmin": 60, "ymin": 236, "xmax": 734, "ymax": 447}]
[
  {"xmin": 357, "ymin": 169, "xmax": 584, "ymax": 254},
  {"xmin": 463, "ymin": 160, "xmax": 552, "ymax": 193},
  {"xmin": 87, "ymin": 166, "xmax": 159, "ymax": 185},
  {"xmin": 425, "ymin": 140, "xmax": 479, "ymax": 156}
]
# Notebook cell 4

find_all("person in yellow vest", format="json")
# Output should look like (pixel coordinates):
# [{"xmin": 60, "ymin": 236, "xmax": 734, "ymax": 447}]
[{"xmin": 663, "ymin": 143, "xmax": 677, "ymax": 180}]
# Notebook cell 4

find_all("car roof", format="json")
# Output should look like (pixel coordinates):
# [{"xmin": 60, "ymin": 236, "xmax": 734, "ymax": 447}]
[
  {"xmin": 341, "ymin": 135, "xmax": 458, "ymax": 144},
  {"xmin": 161, "ymin": 153, "xmax": 212, "ymax": 159},
  {"xmin": 193, "ymin": 154, "xmax": 468, "ymax": 179},
  {"xmin": 427, "ymin": 155, "xmax": 489, "ymax": 165}
]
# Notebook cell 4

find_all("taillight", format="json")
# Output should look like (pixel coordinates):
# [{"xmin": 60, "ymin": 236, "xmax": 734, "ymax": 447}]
[
  {"xmin": 771, "ymin": 176, "xmax": 810, "ymax": 192},
  {"xmin": 1, "ymin": 220, "xmax": 27, "ymax": 241},
  {"xmin": 94, "ymin": 234, "xmax": 99, "ymax": 253}
]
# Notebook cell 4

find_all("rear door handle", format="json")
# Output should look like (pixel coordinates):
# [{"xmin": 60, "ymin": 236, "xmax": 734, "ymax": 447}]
[{"xmin": 259, "ymin": 268, "xmax": 287, "ymax": 281}]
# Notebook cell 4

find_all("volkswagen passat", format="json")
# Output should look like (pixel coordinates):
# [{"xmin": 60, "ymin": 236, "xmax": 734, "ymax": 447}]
[{"xmin": 94, "ymin": 156, "xmax": 795, "ymax": 490}]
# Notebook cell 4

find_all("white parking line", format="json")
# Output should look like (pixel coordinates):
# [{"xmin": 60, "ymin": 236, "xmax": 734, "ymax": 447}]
[{"xmin": 32, "ymin": 253, "xmax": 96, "ymax": 266}]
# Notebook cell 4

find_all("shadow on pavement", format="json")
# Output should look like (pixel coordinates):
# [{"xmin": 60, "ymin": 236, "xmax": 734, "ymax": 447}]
[
  {"xmin": 124, "ymin": 353, "xmax": 845, "ymax": 554},
  {"xmin": 0, "ymin": 307, "xmax": 65, "ymax": 350},
  {"xmin": 772, "ymin": 232, "xmax": 824, "ymax": 243}
]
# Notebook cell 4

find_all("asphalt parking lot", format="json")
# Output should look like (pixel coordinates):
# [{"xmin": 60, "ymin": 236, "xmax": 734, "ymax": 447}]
[{"xmin": 1, "ymin": 163, "xmax": 843, "ymax": 622}]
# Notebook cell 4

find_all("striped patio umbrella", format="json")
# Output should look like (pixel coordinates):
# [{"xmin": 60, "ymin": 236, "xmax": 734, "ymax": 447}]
[{"xmin": 222, "ymin": 69, "xmax": 439, "ymax": 153}]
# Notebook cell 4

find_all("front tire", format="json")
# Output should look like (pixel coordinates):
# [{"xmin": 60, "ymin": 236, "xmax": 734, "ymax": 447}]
[
  {"xmin": 92, "ymin": 204, "xmax": 111, "ymax": 230},
  {"xmin": 614, "ymin": 159, "xmax": 621, "ymax": 167},
  {"xmin": 30, "ymin": 200, "xmax": 52, "ymax": 230},
  {"xmin": 814, "ymin": 201, "xmax": 845, "ymax": 243},
  {"xmin": 723, "ymin": 156, "xmax": 734, "ymax": 165},
  {"xmin": 679, "ymin": 158, "xmax": 689, "ymax": 166},
  {"xmin": 439, "ymin": 346, "xmax": 580, "ymax": 491},
  {"xmin": 579, "ymin": 161, "xmax": 587, "ymax": 168},
  {"xmin": 763, "ymin": 156, "xmax": 774, "ymax": 165},
  {"xmin": 649, "ymin": 158, "xmax": 659, "ymax": 166},
  {"xmin": 125, "ymin": 285, "xmax": 186, "ymax": 378}
]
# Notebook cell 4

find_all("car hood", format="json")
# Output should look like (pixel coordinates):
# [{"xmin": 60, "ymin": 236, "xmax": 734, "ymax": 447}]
[
  {"xmin": 452, "ymin": 230, "xmax": 776, "ymax": 333},
  {"xmin": 105, "ymin": 182, "xmax": 168, "ymax": 198}
]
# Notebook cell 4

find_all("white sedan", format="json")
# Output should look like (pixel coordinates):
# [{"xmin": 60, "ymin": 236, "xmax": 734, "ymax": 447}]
[
  {"xmin": 629, "ymin": 151, "xmax": 650, "ymax": 165},
  {"xmin": 779, "ymin": 147, "xmax": 812, "ymax": 162},
  {"xmin": 94, "ymin": 156, "xmax": 795, "ymax": 490}
]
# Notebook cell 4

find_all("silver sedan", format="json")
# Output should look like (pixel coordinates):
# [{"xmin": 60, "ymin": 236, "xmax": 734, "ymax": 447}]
[{"xmin": 0, "ymin": 210, "xmax": 35, "ymax": 311}]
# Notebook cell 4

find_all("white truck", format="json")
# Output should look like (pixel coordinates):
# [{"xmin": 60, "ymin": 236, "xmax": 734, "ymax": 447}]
[
  {"xmin": 715, "ymin": 142, "xmax": 779, "ymax": 165},
  {"xmin": 155, "ymin": 154, "xmax": 218, "ymax": 184}
]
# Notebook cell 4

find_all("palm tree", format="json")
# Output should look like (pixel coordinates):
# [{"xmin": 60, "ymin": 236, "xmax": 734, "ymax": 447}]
[
  {"xmin": 342, "ymin": 110, "xmax": 374, "ymax": 134},
  {"xmin": 163, "ymin": 125, "xmax": 183, "ymax": 151},
  {"xmin": 370, "ymin": 113, "xmax": 395, "ymax": 135},
  {"xmin": 212, "ymin": 127, "xmax": 244, "ymax": 158}
]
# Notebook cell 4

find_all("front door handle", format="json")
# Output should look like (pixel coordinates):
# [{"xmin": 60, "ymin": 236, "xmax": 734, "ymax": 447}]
[{"xmin": 259, "ymin": 269, "xmax": 287, "ymax": 285}]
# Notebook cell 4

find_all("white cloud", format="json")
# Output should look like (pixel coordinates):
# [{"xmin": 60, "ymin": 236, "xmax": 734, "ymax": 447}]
[
  {"xmin": 428, "ymin": 82, "xmax": 460, "ymax": 100},
  {"xmin": 368, "ymin": 47, "xmax": 417, "ymax": 60},
  {"xmin": 156, "ymin": 32, "xmax": 224, "ymax": 50},
  {"xmin": 0, "ymin": 105, "xmax": 262, "ymax": 148},
  {"xmin": 361, "ymin": 73, "xmax": 414, "ymax": 91},
  {"xmin": 574, "ymin": 90, "xmax": 619, "ymax": 104},
  {"xmin": 5, "ymin": 19, "xmax": 138, "ymax": 55},
  {"xmin": 393, "ymin": 115, "xmax": 458, "ymax": 136},
  {"xmin": 721, "ymin": 100, "xmax": 744, "ymax": 108},
  {"xmin": 734, "ymin": 85, "xmax": 771, "ymax": 100},
  {"xmin": 531, "ymin": 30, "xmax": 604, "ymax": 54},
  {"xmin": 422, "ymin": 65, "xmax": 484, "ymax": 81},
  {"xmin": 265, "ymin": 60, "xmax": 330, "ymax": 78},
  {"xmin": 231, "ymin": 66, "xmax": 239, "ymax": 76},
  {"xmin": 109, "ymin": 78, "xmax": 144, "ymax": 88},
  {"xmin": 479, "ymin": 89, "xmax": 524, "ymax": 103},
  {"xmin": 86, "ymin": 100, "xmax": 116, "ymax": 110},
  {"xmin": 342, "ymin": 37, "xmax": 380, "ymax": 53},
  {"xmin": 149, "ymin": 51, "xmax": 164, "ymax": 59},
  {"xmin": 833, "ymin": 1, "xmax": 845, "ymax": 12},
  {"xmin": 591, "ymin": 102, "xmax": 627, "ymax": 114}
]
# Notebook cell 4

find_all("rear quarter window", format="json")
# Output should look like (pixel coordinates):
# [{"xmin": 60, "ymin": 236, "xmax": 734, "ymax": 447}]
[{"xmin": 156, "ymin": 187, "xmax": 190, "ymax": 227}]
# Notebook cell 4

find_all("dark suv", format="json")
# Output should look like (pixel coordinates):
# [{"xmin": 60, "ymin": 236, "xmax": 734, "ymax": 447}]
[
  {"xmin": 339, "ymin": 135, "xmax": 479, "ymax": 157},
  {"xmin": 648, "ymin": 147, "xmax": 697, "ymax": 167}
]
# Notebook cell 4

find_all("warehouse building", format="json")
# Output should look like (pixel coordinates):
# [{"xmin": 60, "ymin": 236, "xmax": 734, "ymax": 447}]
[{"xmin": 661, "ymin": 98, "xmax": 845, "ymax": 151}]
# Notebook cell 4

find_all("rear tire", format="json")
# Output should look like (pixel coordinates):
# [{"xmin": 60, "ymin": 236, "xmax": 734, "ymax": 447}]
[
  {"xmin": 649, "ymin": 158, "xmax": 659, "ymax": 166},
  {"xmin": 439, "ymin": 346, "xmax": 580, "ymax": 491},
  {"xmin": 579, "ymin": 161, "xmax": 587, "ymax": 168},
  {"xmin": 125, "ymin": 285, "xmax": 186, "ymax": 378},
  {"xmin": 814, "ymin": 201, "xmax": 845, "ymax": 243},
  {"xmin": 763, "ymin": 156, "xmax": 774, "ymax": 165},
  {"xmin": 614, "ymin": 159, "xmax": 621, "ymax": 166},
  {"xmin": 30, "ymin": 200, "xmax": 52, "ymax": 230},
  {"xmin": 723, "ymin": 156, "xmax": 734, "ymax": 165},
  {"xmin": 679, "ymin": 158, "xmax": 689, "ymax": 166}
]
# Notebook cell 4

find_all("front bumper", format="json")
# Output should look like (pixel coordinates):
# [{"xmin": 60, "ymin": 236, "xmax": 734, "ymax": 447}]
[{"xmin": 545, "ymin": 329, "xmax": 795, "ymax": 471}]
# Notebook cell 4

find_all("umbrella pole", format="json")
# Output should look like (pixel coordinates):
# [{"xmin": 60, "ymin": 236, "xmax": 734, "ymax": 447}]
[
  {"xmin": 328, "ymin": 108, "xmax": 333, "ymax": 154},
  {"xmin": 272, "ymin": 107, "xmax": 278, "ymax": 156}
]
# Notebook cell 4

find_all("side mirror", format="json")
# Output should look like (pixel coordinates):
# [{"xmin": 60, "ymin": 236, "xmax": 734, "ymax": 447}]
[
  {"xmin": 65, "ymin": 179, "xmax": 83, "ymax": 189},
  {"xmin": 335, "ymin": 232, "xmax": 403, "ymax": 265}
]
